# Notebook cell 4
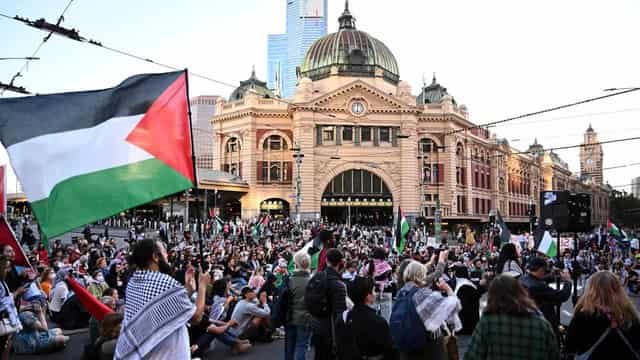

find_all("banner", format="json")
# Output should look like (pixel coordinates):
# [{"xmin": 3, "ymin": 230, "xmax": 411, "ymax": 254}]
[{"xmin": 0, "ymin": 217, "xmax": 30, "ymax": 267}]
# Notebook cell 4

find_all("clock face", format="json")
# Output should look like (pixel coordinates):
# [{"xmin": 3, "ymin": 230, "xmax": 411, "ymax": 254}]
[
  {"xmin": 586, "ymin": 158, "xmax": 594, "ymax": 166},
  {"xmin": 351, "ymin": 101, "xmax": 365, "ymax": 115}
]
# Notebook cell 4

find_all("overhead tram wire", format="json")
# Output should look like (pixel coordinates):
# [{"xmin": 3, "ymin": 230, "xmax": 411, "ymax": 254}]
[
  {"xmin": 491, "ymin": 135, "xmax": 640, "ymax": 158},
  {"xmin": 445, "ymin": 87, "xmax": 640, "ymax": 136},
  {"xmin": 0, "ymin": 0, "xmax": 76, "ymax": 96},
  {"xmin": 0, "ymin": 12, "xmax": 299, "ymax": 107}
]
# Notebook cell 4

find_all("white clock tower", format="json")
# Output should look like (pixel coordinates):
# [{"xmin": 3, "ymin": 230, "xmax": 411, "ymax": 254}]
[{"xmin": 580, "ymin": 124, "xmax": 603, "ymax": 185}]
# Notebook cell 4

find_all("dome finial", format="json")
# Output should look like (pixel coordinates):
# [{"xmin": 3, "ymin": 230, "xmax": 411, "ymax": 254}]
[
  {"xmin": 250, "ymin": 65, "xmax": 256, "ymax": 79},
  {"xmin": 432, "ymin": 72, "xmax": 437, "ymax": 84},
  {"xmin": 339, "ymin": 0, "xmax": 356, "ymax": 29},
  {"xmin": 587, "ymin": 123, "xmax": 594, "ymax": 132}
]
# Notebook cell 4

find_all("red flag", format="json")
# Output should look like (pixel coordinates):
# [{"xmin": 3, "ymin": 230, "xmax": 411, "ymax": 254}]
[
  {"xmin": 66, "ymin": 275, "xmax": 113, "ymax": 321},
  {"xmin": 0, "ymin": 217, "xmax": 29, "ymax": 267}
]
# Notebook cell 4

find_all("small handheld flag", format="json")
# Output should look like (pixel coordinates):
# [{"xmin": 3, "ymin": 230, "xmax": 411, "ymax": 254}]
[{"xmin": 537, "ymin": 231, "xmax": 557, "ymax": 257}]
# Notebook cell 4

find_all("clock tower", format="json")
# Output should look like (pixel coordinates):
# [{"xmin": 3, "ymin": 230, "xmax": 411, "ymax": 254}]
[{"xmin": 580, "ymin": 124, "xmax": 603, "ymax": 185}]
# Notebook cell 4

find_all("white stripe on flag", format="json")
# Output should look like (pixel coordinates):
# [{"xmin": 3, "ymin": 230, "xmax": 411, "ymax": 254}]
[{"xmin": 7, "ymin": 115, "xmax": 152, "ymax": 201}]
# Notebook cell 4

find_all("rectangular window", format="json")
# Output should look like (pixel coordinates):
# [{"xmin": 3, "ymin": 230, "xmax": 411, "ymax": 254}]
[
  {"xmin": 425, "ymin": 194, "xmax": 432, "ymax": 202},
  {"xmin": 322, "ymin": 127, "xmax": 335, "ymax": 142},
  {"xmin": 261, "ymin": 162, "xmax": 269, "ymax": 182},
  {"xmin": 361, "ymin": 127, "xmax": 372, "ymax": 142},
  {"xmin": 380, "ymin": 127, "xmax": 390, "ymax": 142},
  {"xmin": 343, "ymin": 126, "xmax": 353, "ymax": 142}
]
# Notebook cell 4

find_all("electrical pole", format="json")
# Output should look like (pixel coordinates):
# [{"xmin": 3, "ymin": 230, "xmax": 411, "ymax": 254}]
[
  {"xmin": 184, "ymin": 189, "xmax": 189, "ymax": 230},
  {"xmin": 292, "ymin": 145, "xmax": 304, "ymax": 224}
]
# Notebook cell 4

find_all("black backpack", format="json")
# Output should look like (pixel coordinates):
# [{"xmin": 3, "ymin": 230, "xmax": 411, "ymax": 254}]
[
  {"xmin": 271, "ymin": 276, "xmax": 291, "ymax": 328},
  {"xmin": 305, "ymin": 270, "xmax": 330, "ymax": 318}
]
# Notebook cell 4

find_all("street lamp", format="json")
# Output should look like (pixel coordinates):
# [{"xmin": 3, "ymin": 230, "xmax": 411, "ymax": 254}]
[{"xmin": 292, "ymin": 145, "xmax": 304, "ymax": 224}]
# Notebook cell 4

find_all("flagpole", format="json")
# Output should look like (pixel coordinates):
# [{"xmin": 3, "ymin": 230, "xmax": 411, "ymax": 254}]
[{"xmin": 184, "ymin": 69, "xmax": 205, "ymax": 271}]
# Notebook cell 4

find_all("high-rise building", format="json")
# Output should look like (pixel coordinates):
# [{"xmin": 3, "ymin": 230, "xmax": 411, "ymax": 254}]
[
  {"xmin": 632, "ymin": 176, "xmax": 640, "ymax": 198},
  {"xmin": 190, "ymin": 95, "xmax": 222, "ymax": 169},
  {"xmin": 267, "ymin": 0, "xmax": 328, "ymax": 99},
  {"xmin": 580, "ymin": 124, "xmax": 604, "ymax": 186}
]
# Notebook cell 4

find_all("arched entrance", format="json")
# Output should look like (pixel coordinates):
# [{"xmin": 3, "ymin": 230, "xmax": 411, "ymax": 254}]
[
  {"xmin": 321, "ymin": 169, "xmax": 393, "ymax": 226},
  {"xmin": 260, "ymin": 198, "xmax": 290, "ymax": 218}
]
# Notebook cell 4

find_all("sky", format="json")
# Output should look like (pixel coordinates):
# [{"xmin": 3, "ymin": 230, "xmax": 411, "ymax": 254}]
[{"xmin": 1, "ymin": 0, "xmax": 640, "ymax": 194}]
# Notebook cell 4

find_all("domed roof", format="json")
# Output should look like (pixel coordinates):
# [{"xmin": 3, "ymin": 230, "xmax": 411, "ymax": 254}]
[
  {"xmin": 417, "ymin": 74, "xmax": 456, "ymax": 105},
  {"xmin": 299, "ymin": 1, "xmax": 400, "ymax": 84},
  {"xmin": 229, "ymin": 67, "xmax": 275, "ymax": 101}
]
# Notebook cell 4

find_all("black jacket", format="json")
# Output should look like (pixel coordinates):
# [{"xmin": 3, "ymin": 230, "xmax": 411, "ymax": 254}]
[
  {"xmin": 336, "ymin": 304, "xmax": 398, "ymax": 360},
  {"xmin": 312, "ymin": 266, "xmax": 347, "ymax": 338},
  {"xmin": 520, "ymin": 273, "xmax": 571, "ymax": 328},
  {"xmin": 455, "ymin": 280, "xmax": 485, "ymax": 335},
  {"xmin": 565, "ymin": 310, "xmax": 640, "ymax": 358}
]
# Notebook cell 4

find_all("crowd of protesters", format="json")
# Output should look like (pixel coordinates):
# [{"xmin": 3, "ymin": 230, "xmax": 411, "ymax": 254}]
[{"xmin": 0, "ymin": 214, "xmax": 638, "ymax": 359}]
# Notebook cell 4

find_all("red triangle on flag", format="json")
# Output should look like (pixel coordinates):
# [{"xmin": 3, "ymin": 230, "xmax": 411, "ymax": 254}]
[
  {"xmin": 126, "ymin": 73, "xmax": 195, "ymax": 183},
  {"xmin": 0, "ymin": 217, "xmax": 30, "ymax": 267}
]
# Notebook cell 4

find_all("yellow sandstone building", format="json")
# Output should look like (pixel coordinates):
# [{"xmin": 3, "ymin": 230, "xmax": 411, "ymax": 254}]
[{"xmin": 206, "ymin": 3, "xmax": 608, "ymax": 230}]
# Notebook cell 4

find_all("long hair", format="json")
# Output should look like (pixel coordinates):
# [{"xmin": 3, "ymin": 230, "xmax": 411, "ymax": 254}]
[
  {"xmin": 496, "ymin": 243, "xmax": 520, "ymax": 274},
  {"xmin": 484, "ymin": 275, "xmax": 538, "ymax": 317},
  {"xmin": 0, "ymin": 256, "xmax": 9, "ymax": 281},
  {"xmin": 575, "ymin": 270, "xmax": 640, "ymax": 326}
]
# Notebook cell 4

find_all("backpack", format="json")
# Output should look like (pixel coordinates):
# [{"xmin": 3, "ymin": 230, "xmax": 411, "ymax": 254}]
[
  {"xmin": 271, "ymin": 276, "xmax": 291, "ymax": 328},
  {"xmin": 389, "ymin": 286, "xmax": 427, "ymax": 352},
  {"xmin": 305, "ymin": 271, "xmax": 330, "ymax": 318}
]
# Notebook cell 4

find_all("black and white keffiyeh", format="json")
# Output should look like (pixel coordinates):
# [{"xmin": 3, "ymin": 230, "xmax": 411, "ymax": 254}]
[{"xmin": 115, "ymin": 270, "xmax": 194, "ymax": 360}]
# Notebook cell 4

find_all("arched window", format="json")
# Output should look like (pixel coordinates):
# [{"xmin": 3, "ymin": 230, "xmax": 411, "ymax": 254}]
[
  {"xmin": 226, "ymin": 137, "xmax": 240, "ymax": 153},
  {"xmin": 456, "ymin": 143, "xmax": 464, "ymax": 158},
  {"xmin": 263, "ymin": 135, "xmax": 288, "ymax": 151},
  {"xmin": 270, "ymin": 163, "xmax": 281, "ymax": 182},
  {"xmin": 419, "ymin": 138, "xmax": 437, "ymax": 154}
]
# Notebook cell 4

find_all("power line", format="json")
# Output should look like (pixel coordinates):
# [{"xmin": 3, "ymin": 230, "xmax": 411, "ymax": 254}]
[
  {"xmin": 447, "ymin": 87, "xmax": 640, "ymax": 136},
  {"xmin": 492, "ymin": 107, "xmax": 640, "ymax": 130},
  {"xmin": 0, "ymin": 12, "xmax": 297, "ymax": 107},
  {"xmin": 0, "ymin": 0, "xmax": 75, "ymax": 96},
  {"xmin": 492, "ymin": 136, "xmax": 640, "ymax": 158}
]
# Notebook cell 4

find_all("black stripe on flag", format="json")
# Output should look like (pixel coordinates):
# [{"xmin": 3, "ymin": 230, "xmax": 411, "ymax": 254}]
[{"xmin": 0, "ymin": 71, "xmax": 183, "ymax": 147}]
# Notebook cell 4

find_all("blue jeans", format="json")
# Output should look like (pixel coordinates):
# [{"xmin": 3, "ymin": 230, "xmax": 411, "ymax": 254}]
[{"xmin": 285, "ymin": 324, "xmax": 311, "ymax": 360}]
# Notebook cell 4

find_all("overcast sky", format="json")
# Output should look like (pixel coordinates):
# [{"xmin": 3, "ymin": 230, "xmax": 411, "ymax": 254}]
[{"xmin": 2, "ymin": 0, "xmax": 640, "ymax": 193}]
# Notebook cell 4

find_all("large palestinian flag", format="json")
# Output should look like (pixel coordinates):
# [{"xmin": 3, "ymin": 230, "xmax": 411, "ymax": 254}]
[{"xmin": 0, "ymin": 71, "xmax": 195, "ymax": 239}]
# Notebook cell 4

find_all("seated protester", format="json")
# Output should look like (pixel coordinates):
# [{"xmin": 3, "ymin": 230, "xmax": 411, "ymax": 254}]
[
  {"xmin": 89, "ymin": 295, "xmax": 117, "ymax": 346},
  {"xmin": 336, "ymin": 276, "xmax": 398, "ymax": 360},
  {"xmin": 87, "ymin": 269, "xmax": 109, "ymax": 299},
  {"xmin": 13, "ymin": 303, "xmax": 69, "ymax": 354},
  {"xmin": 230, "ymin": 286, "xmax": 272, "ymax": 342},
  {"xmin": 192, "ymin": 279, "xmax": 251, "ymax": 358},
  {"xmin": 452, "ymin": 264, "xmax": 486, "ymax": 335},
  {"xmin": 83, "ymin": 312, "xmax": 123, "ymax": 360},
  {"xmin": 48, "ymin": 269, "xmax": 70, "ymax": 323}
]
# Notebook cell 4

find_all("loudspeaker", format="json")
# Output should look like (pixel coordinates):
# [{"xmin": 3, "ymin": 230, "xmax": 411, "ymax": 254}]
[
  {"xmin": 540, "ymin": 191, "xmax": 592, "ymax": 233},
  {"xmin": 540, "ymin": 191, "xmax": 570, "ymax": 232},
  {"xmin": 568, "ymin": 193, "xmax": 591, "ymax": 232}
]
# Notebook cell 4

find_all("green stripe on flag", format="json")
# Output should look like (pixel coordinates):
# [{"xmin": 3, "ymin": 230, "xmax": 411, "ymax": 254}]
[{"xmin": 31, "ymin": 158, "xmax": 192, "ymax": 239}]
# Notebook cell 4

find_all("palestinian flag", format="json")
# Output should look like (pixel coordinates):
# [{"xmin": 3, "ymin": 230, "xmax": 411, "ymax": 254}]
[
  {"xmin": 214, "ymin": 216, "xmax": 224, "ymax": 232},
  {"xmin": 607, "ymin": 219, "xmax": 627, "ymax": 240},
  {"xmin": 299, "ymin": 238, "xmax": 322, "ymax": 271},
  {"xmin": 252, "ymin": 214, "xmax": 269, "ymax": 238},
  {"xmin": 497, "ymin": 210, "xmax": 511, "ymax": 244},
  {"xmin": 537, "ymin": 230, "xmax": 557, "ymax": 257},
  {"xmin": 395, "ymin": 207, "xmax": 409, "ymax": 253},
  {"xmin": 0, "ymin": 71, "xmax": 195, "ymax": 240}
]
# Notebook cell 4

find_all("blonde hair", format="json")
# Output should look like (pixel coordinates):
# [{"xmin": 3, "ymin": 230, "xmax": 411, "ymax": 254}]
[
  {"xmin": 575, "ymin": 270, "xmax": 640, "ymax": 326},
  {"xmin": 294, "ymin": 251, "xmax": 310, "ymax": 271},
  {"xmin": 403, "ymin": 261, "xmax": 426, "ymax": 286}
]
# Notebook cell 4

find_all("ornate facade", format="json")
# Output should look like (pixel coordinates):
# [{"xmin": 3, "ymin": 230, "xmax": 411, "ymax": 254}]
[{"xmin": 207, "ymin": 3, "xmax": 609, "ymax": 228}]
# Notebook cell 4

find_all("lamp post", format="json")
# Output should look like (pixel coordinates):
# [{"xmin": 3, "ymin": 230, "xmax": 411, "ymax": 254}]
[
  {"xmin": 292, "ymin": 144, "xmax": 304, "ymax": 224},
  {"xmin": 347, "ymin": 196, "xmax": 352, "ymax": 228}
]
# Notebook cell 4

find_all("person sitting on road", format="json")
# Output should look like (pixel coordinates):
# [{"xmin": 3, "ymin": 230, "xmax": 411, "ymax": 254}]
[
  {"xmin": 12, "ymin": 302, "xmax": 69, "ymax": 355},
  {"xmin": 230, "ymin": 286, "xmax": 272, "ymax": 342}
]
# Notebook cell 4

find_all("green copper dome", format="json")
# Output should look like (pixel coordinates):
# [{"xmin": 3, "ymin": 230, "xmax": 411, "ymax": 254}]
[{"xmin": 299, "ymin": 1, "xmax": 400, "ymax": 84}]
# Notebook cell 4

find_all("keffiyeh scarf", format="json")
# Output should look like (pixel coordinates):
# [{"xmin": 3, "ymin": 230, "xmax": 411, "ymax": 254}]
[
  {"xmin": 115, "ymin": 270, "xmax": 194, "ymax": 360},
  {"xmin": 408, "ymin": 283, "xmax": 462, "ymax": 338}
]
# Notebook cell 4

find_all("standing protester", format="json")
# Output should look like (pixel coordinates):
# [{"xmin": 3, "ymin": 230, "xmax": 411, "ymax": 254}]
[
  {"xmin": 465, "ymin": 275, "xmax": 560, "ymax": 360},
  {"xmin": 114, "ymin": 239, "xmax": 210, "ymax": 360},
  {"xmin": 565, "ymin": 271, "xmax": 640, "ymax": 358},
  {"xmin": 308, "ymin": 249, "xmax": 347, "ymax": 360},
  {"xmin": 284, "ymin": 252, "xmax": 313, "ymax": 360},
  {"xmin": 363, "ymin": 247, "xmax": 393, "ymax": 321},
  {"xmin": 452, "ymin": 264, "xmax": 486, "ymax": 335},
  {"xmin": 520, "ymin": 257, "xmax": 572, "ymax": 331},
  {"xmin": 0, "ymin": 256, "xmax": 21, "ymax": 360},
  {"xmin": 496, "ymin": 243, "xmax": 523, "ymax": 278},
  {"xmin": 336, "ymin": 276, "xmax": 398, "ymax": 359}
]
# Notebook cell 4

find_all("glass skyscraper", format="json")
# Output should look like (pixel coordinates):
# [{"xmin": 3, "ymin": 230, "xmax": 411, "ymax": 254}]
[{"xmin": 268, "ymin": 0, "xmax": 328, "ymax": 99}]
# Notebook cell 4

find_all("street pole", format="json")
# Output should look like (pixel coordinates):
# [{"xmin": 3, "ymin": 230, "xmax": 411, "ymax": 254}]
[
  {"xmin": 184, "ymin": 190, "xmax": 189, "ymax": 229},
  {"xmin": 435, "ymin": 145, "xmax": 443, "ymax": 243},
  {"xmin": 213, "ymin": 189, "xmax": 218, "ymax": 239},
  {"xmin": 293, "ymin": 145, "xmax": 304, "ymax": 224},
  {"xmin": 347, "ymin": 196, "xmax": 351, "ymax": 228}
]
